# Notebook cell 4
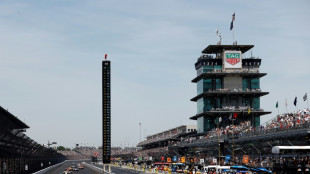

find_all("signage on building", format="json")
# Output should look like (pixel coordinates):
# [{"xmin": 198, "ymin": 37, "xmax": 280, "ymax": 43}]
[
  {"xmin": 181, "ymin": 157, "xmax": 186, "ymax": 163},
  {"xmin": 102, "ymin": 60, "xmax": 111, "ymax": 164},
  {"xmin": 243, "ymin": 155, "xmax": 249, "ymax": 164},
  {"xmin": 213, "ymin": 158, "xmax": 217, "ymax": 164},
  {"xmin": 225, "ymin": 155, "xmax": 231, "ymax": 162},
  {"xmin": 161, "ymin": 156, "xmax": 165, "ymax": 161},
  {"xmin": 223, "ymin": 51, "xmax": 242, "ymax": 69},
  {"xmin": 173, "ymin": 156, "xmax": 177, "ymax": 162}
]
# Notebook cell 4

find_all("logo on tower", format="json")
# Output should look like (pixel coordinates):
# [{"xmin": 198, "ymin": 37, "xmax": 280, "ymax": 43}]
[
  {"xmin": 226, "ymin": 53, "xmax": 240, "ymax": 65},
  {"xmin": 224, "ymin": 51, "xmax": 242, "ymax": 69}
]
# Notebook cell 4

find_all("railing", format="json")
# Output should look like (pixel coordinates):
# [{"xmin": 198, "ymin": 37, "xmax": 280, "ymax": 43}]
[
  {"xmin": 201, "ymin": 69, "xmax": 260, "ymax": 74},
  {"xmin": 207, "ymin": 88, "xmax": 261, "ymax": 92},
  {"xmin": 210, "ymin": 107, "xmax": 263, "ymax": 112}
]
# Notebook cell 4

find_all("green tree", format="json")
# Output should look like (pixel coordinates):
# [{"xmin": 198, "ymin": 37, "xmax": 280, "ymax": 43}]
[{"xmin": 57, "ymin": 146, "xmax": 66, "ymax": 151}]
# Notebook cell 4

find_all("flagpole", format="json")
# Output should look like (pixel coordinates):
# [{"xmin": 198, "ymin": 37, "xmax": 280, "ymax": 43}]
[{"xmin": 233, "ymin": 29, "xmax": 235, "ymax": 44}]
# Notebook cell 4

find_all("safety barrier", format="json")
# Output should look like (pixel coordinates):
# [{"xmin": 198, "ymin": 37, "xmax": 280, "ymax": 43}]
[
  {"xmin": 32, "ymin": 159, "xmax": 90, "ymax": 174},
  {"xmin": 32, "ymin": 161, "xmax": 66, "ymax": 174}
]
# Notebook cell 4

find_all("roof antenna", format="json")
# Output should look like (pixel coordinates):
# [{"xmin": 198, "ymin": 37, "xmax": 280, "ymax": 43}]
[{"xmin": 216, "ymin": 27, "xmax": 222, "ymax": 45}]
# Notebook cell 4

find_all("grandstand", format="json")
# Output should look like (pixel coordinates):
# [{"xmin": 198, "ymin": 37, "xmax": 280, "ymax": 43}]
[
  {"xmin": 111, "ymin": 43, "xmax": 310, "ymax": 173},
  {"xmin": 138, "ymin": 125, "xmax": 196, "ymax": 147},
  {"xmin": 110, "ymin": 110, "xmax": 310, "ymax": 172},
  {"xmin": 58, "ymin": 146, "xmax": 103, "ymax": 161},
  {"xmin": 0, "ymin": 106, "xmax": 65, "ymax": 174}
]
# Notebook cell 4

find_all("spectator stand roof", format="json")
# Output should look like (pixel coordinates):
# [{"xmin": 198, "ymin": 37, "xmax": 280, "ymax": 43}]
[
  {"xmin": 0, "ymin": 105, "xmax": 65, "ymax": 163},
  {"xmin": 0, "ymin": 106, "xmax": 29, "ymax": 130}
]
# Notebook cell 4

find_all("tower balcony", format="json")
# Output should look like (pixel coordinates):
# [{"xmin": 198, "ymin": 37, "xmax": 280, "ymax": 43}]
[
  {"xmin": 191, "ymin": 89, "xmax": 269, "ymax": 102},
  {"xmin": 192, "ymin": 70, "xmax": 267, "ymax": 83},
  {"xmin": 190, "ymin": 109, "xmax": 271, "ymax": 120}
]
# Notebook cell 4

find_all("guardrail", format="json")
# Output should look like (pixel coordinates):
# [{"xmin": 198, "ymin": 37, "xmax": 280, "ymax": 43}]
[{"xmin": 32, "ymin": 161, "xmax": 66, "ymax": 174}]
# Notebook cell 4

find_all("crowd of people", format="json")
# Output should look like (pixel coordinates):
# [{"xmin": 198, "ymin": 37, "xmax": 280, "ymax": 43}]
[
  {"xmin": 213, "ymin": 88, "xmax": 261, "ymax": 92},
  {"xmin": 131, "ymin": 109, "xmax": 310, "ymax": 163},
  {"xmin": 57, "ymin": 109, "xmax": 310, "ymax": 173},
  {"xmin": 264, "ymin": 108, "xmax": 310, "ymax": 130},
  {"xmin": 178, "ymin": 108, "xmax": 310, "ymax": 147},
  {"xmin": 211, "ymin": 106, "xmax": 258, "ymax": 111},
  {"xmin": 58, "ymin": 150, "xmax": 83, "ymax": 160},
  {"xmin": 58, "ymin": 146, "xmax": 102, "ymax": 160},
  {"xmin": 112, "ymin": 147, "xmax": 139, "ymax": 156}
]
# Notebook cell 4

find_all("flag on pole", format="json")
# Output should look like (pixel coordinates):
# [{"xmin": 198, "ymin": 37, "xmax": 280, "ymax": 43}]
[
  {"xmin": 294, "ymin": 97, "xmax": 297, "ymax": 106},
  {"xmin": 105, "ymin": 54, "xmax": 107, "ymax": 59},
  {"xmin": 304, "ymin": 93, "xmax": 307, "ymax": 101},
  {"xmin": 248, "ymin": 107, "xmax": 251, "ymax": 114},
  {"xmin": 276, "ymin": 101, "xmax": 278, "ymax": 108},
  {"xmin": 230, "ymin": 13, "xmax": 235, "ymax": 30}
]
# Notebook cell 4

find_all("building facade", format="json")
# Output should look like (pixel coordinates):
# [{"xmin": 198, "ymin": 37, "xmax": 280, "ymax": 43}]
[{"xmin": 190, "ymin": 45, "xmax": 271, "ymax": 133}]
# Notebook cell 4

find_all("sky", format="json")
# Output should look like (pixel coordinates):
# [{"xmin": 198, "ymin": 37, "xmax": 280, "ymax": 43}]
[{"xmin": 0, "ymin": 0, "xmax": 309, "ymax": 148}]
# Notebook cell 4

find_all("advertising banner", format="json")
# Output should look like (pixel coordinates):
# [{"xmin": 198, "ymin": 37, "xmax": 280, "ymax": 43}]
[
  {"xmin": 224, "ymin": 51, "xmax": 242, "ymax": 69},
  {"xmin": 213, "ymin": 158, "xmax": 217, "ymax": 164},
  {"xmin": 161, "ymin": 156, "xmax": 165, "ymax": 161},
  {"xmin": 225, "ymin": 155, "xmax": 231, "ymax": 162},
  {"xmin": 173, "ymin": 156, "xmax": 178, "ymax": 162},
  {"xmin": 243, "ymin": 155, "xmax": 249, "ymax": 164},
  {"xmin": 181, "ymin": 157, "xmax": 186, "ymax": 163}
]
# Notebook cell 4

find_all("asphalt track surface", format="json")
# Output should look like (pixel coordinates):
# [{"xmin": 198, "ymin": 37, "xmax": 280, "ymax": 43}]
[
  {"xmin": 109, "ymin": 166, "xmax": 147, "ymax": 174},
  {"xmin": 44, "ymin": 161, "xmax": 102, "ymax": 174},
  {"xmin": 93, "ymin": 163, "xmax": 147, "ymax": 174},
  {"xmin": 44, "ymin": 161, "xmax": 147, "ymax": 174}
]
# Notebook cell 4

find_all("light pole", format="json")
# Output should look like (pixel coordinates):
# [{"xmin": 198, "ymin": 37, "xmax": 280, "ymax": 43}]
[{"xmin": 47, "ymin": 141, "xmax": 57, "ymax": 148}]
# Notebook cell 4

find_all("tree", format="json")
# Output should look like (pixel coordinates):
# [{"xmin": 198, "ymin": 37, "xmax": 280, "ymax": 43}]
[{"xmin": 57, "ymin": 146, "xmax": 66, "ymax": 151}]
